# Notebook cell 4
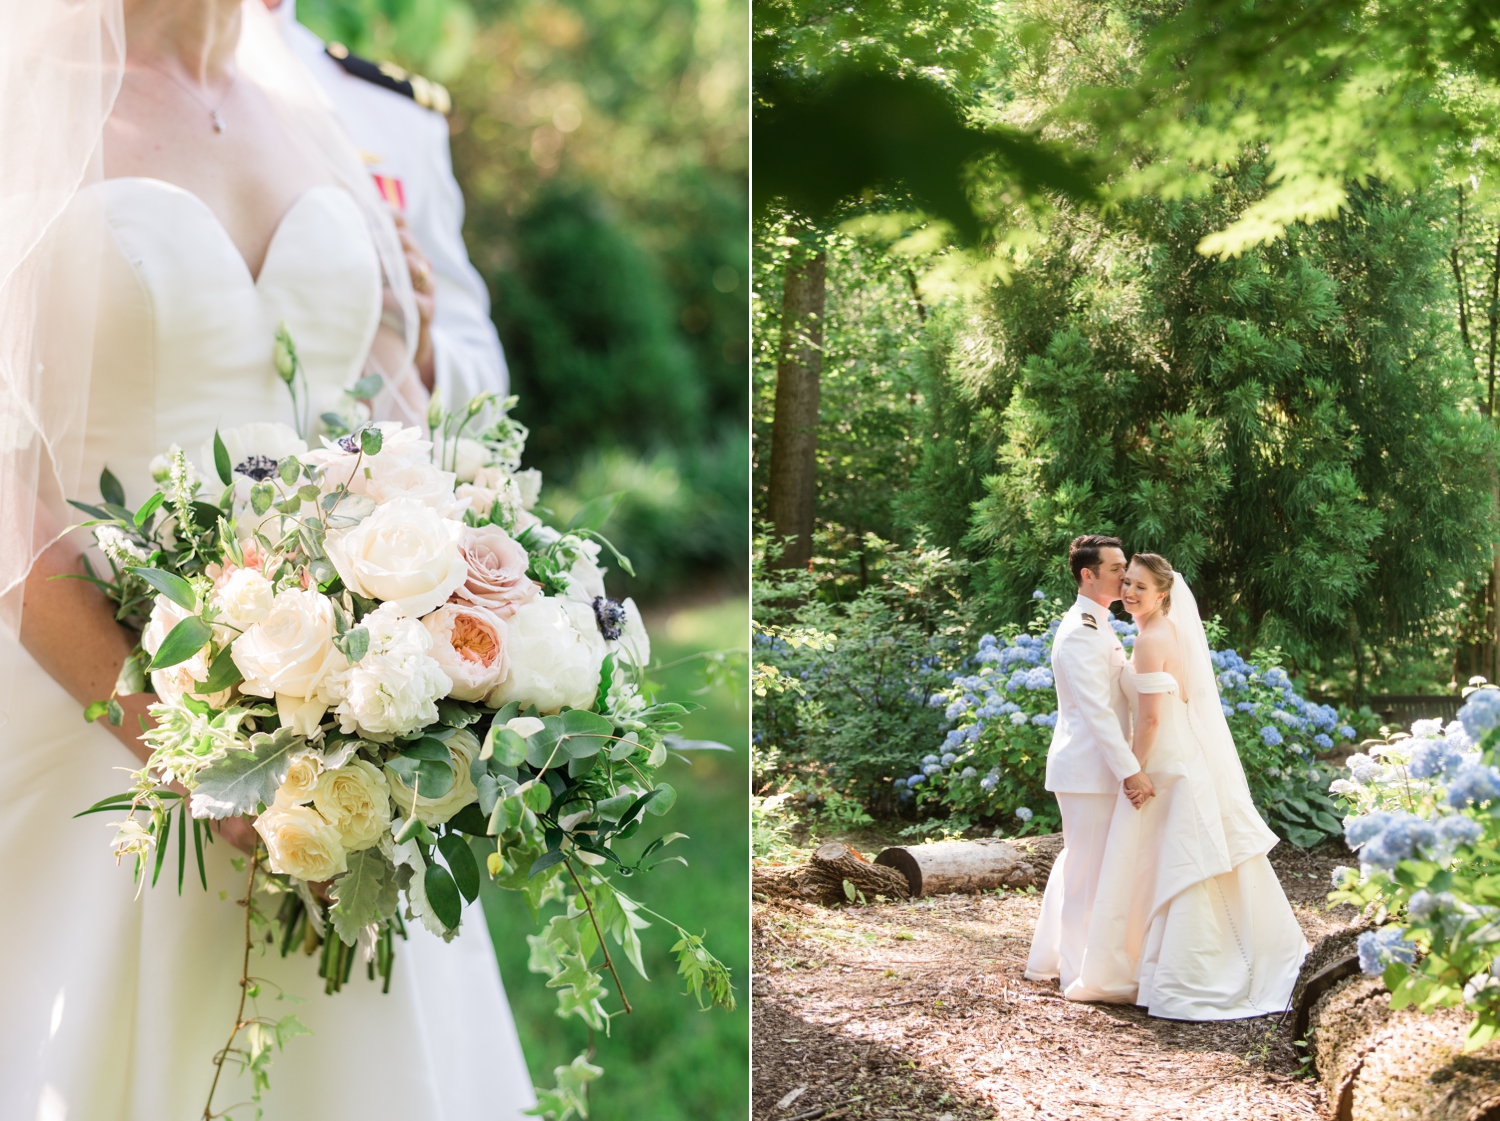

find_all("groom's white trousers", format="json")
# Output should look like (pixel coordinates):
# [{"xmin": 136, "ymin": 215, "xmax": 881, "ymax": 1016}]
[{"xmin": 1024, "ymin": 793, "xmax": 1114, "ymax": 988}]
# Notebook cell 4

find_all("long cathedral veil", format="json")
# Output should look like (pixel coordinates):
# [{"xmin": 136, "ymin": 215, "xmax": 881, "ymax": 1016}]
[
  {"xmin": 0, "ymin": 0, "xmax": 422, "ymax": 724},
  {"xmin": 1171, "ymin": 573, "xmax": 1281, "ymax": 865}
]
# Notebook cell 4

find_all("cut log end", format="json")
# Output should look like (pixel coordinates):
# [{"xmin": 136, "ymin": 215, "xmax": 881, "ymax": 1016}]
[{"xmin": 874, "ymin": 838, "xmax": 1038, "ymax": 896}]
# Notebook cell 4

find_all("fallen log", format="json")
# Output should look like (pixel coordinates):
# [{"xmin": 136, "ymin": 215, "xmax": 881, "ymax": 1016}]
[
  {"xmin": 1300, "ymin": 929, "xmax": 1500, "ymax": 1120},
  {"xmin": 752, "ymin": 843, "xmax": 911, "ymax": 906},
  {"xmin": 873, "ymin": 838, "xmax": 1036, "ymax": 896},
  {"xmin": 1012, "ymin": 833, "xmax": 1063, "ymax": 890}
]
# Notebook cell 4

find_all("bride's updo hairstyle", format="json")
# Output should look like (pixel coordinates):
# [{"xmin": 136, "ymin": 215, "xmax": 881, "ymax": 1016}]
[{"xmin": 1130, "ymin": 553, "xmax": 1175, "ymax": 614}]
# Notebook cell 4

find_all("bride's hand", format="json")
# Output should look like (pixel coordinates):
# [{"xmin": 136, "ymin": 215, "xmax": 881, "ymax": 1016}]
[
  {"xmin": 1123, "ymin": 770, "xmax": 1155, "ymax": 809},
  {"xmin": 213, "ymin": 816, "xmax": 259, "ymax": 857}
]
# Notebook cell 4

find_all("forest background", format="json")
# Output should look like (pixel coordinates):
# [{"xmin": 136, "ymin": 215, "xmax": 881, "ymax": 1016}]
[
  {"xmin": 298, "ymin": 0, "xmax": 748, "ymax": 1117},
  {"xmin": 752, "ymin": 0, "xmax": 1500, "ymax": 850}
]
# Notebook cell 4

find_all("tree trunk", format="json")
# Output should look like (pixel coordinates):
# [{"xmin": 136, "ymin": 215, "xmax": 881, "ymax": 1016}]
[
  {"xmin": 752, "ymin": 842, "xmax": 910, "ymax": 906},
  {"xmin": 874, "ymin": 839, "xmax": 1037, "ymax": 896},
  {"xmin": 766, "ymin": 243, "xmax": 826, "ymax": 570}
]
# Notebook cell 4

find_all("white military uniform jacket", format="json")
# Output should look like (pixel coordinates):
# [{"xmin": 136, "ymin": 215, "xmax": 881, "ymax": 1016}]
[
  {"xmin": 279, "ymin": 8, "xmax": 509, "ymax": 410},
  {"xmin": 1044, "ymin": 594, "xmax": 1141, "ymax": 794}
]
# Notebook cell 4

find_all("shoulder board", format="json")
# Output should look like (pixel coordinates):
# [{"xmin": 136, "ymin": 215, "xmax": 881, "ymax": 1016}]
[
  {"xmin": 1080, "ymin": 613, "xmax": 1097, "ymax": 630},
  {"xmin": 325, "ymin": 42, "xmax": 452, "ymax": 115}
]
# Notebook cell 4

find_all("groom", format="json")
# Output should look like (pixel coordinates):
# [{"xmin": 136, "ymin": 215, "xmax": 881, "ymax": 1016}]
[{"xmin": 1024, "ymin": 535, "xmax": 1153, "ymax": 986}]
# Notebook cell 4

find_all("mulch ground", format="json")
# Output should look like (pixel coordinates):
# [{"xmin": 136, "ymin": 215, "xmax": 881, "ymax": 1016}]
[{"xmin": 751, "ymin": 840, "xmax": 1358, "ymax": 1121}]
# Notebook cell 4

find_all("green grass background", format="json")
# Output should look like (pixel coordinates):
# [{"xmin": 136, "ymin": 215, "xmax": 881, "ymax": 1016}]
[{"xmin": 480, "ymin": 598, "xmax": 749, "ymax": 1120}]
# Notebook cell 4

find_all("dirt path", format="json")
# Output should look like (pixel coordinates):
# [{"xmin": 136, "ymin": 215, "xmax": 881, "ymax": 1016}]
[{"xmin": 751, "ymin": 842, "xmax": 1357, "ymax": 1121}]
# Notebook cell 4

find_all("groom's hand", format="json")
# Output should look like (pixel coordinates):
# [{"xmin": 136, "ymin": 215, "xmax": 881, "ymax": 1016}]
[{"xmin": 1123, "ymin": 770, "xmax": 1155, "ymax": 809}]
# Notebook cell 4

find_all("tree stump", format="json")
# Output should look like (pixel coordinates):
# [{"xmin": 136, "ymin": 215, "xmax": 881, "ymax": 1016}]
[
  {"xmin": 873, "ymin": 838, "xmax": 1036, "ymax": 896},
  {"xmin": 1012, "ymin": 833, "xmax": 1063, "ymax": 890}
]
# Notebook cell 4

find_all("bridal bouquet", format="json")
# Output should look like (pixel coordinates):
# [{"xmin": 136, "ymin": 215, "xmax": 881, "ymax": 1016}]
[{"xmin": 72, "ymin": 374, "xmax": 733, "ymax": 1113}]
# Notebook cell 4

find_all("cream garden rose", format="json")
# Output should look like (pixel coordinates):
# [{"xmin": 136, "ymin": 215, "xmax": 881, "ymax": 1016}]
[
  {"xmin": 422, "ymin": 603, "xmax": 511, "ymax": 702},
  {"xmin": 386, "ymin": 729, "xmax": 480, "ymax": 826},
  {"xmin": 312, "ymin": 760, "xmax": 391, "ymax": 851},
  {"xmin": 324, "ymin": 498, "xmax": 466, "ymax": 618},
  {"xmin": 276, "ymin": 750, "xmax": 324, "ymax": 805},
  {"xmin": 254, "ymin": 803, "xmax": 348, "ymax": 881},
  {"xmin": 486, "ymin": 597, "xmax": 605, "ymax": 713},
  {"xmin": 231, "ymin": 588, "xmax": 345, "ymax": 736}
]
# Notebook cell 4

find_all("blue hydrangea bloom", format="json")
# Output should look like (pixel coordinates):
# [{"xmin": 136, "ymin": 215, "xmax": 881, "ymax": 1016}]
[
  {"xmin": 960, "ymin": 766, "xmax": 978, "ymax": 779},
  {"xmin": 1032, "ymin": 590, "xmax": 1046, "ymax": 600},
  {"xmin": 1447, "ymin": 760, "xmax": 1500, "ymax": 808},
  {"xmin": 1358, "ymin": 928, "xmax": 1417, "ymax": 976},
  {"xmin": 1458, "ymin": 689, "xmax": 1500, "ymax": 742},
  {"xmin": 940, "ymin": 752, "xmax": 957, "ymax": 766},
  {"xmin": 1339, "ymin": 725, "xmax": 1357, "ymax": 739},
  {"xmin": 1411, "ymin": 718, "xmax": 1445, "ymax": 739},
  {"xmin": 1345, "ymin": 810, "xmax": 1395, "ymax": 849},
  {"xmin": 1314, "ymin": 733, "xmax": 1334, "ymax": 750},
  {"xmin": 1010, "ymin": 711, "xmax": 1029, "ymax": 726},
  {"xmin": 906, "ymin": 774, "xmax": 924, "ymax": 787},
  {"xmin": 1236, "ymin": 702, "xmax": 1257, "ymax": 713},
  {"xmin": 1357, "ymin": 811, "xmax": 1438, "ymax": 869},
  {"xmin": 922, "ymin": 754, "xmax": 940, "ymax": 766},
  {"xmin": 1260, "ymin": 725, "xmax": 1284, "ymax": 747},
  {"xmin": 923, "ymin": 763, "xmax": 943, "ymax": 776},
  {"xmin": 979, "ymin": 775, "xmax": 998, "ymax": 791},
  {"xmin": 1015, "ymin": 807, "xmax": 1034, "ymax": 822},
  {"xmin": 1436, "ymin": 813, "xmax": 1484, "ymax": 848},
  {"xmin": 1409, "ymin": 738, "xmax": 1468, "ymax": 780},
  {"xmin": 927, "ymin": 693, "xmax": 948, "ymax": 709}
]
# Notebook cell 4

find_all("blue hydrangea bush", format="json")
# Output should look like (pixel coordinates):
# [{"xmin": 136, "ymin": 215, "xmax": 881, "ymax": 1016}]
[
  {"xmin": 1331, "ymin": 687, "xmax": 1500, "ymax": 1051},
  {"xmin": 915, "ymin": 595, "xmax": 1356, "ymax": 845}
]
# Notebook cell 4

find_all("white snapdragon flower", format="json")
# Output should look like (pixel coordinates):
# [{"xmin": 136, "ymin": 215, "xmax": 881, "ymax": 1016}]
[
  {"xmin": 486, "ymin": 597, "xmax": 606, "ymax": 713},
  {"xmin": 96, "ymin": 525, "xmax": 150, "ymax": 569},
  {"xmin": 324, "ymin": 498, "xmax": 467, "ymax": 618},
  {"xmin": 320, "ymin": 603, "xmax": 448, "ymax": 737}
]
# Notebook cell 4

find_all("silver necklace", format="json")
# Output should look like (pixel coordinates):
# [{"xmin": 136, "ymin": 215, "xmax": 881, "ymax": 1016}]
[{"xmin": 139, "ymin": 60, "xmax": 238, "ymax": 133}]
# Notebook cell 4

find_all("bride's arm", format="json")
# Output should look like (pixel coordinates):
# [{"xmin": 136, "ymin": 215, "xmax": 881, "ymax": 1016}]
[
  {"xmin": 1129, "ymin": 629, "xmax": 1172, "ymax": 769},
  {"xmin": 20, "ymin": 512, "xmax": 258, "ymax": 853}
]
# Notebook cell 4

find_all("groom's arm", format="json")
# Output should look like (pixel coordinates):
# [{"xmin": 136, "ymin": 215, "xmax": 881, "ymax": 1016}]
[{"xmin": 1055, "ymin": 629, "xmax": 1141, "ymax": 782}]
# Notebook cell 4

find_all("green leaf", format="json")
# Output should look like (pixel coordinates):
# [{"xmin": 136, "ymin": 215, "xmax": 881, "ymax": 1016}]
[
  {"xmin": 213, "ymin": 431, "xmax": 233, "ymax": 486},
  {"xmin": 486, "ymin": 726, "xmax": 528, "ymax": 767},
  {"xmin": 423, "ymin": 862, "xmax": 463, "ymax": 930},
  {"xmin": 335, "ymin": 626, "xmax": 369, "ymax": 664},
  {"xmin": 73, "ymin": 791, "xmax": 141, "ymax": 818},
  {"xmin": 329, "ymin": 848, "xmax": 400, "ymax": 944},
  {"xmin": 446, "ymin": 802, "xmax": 491, "ymax": 837},
  {"xmin": 437, "ymin": 832, "xmax": 481, "ymax": 903},
  {"xmin": 251, "ymin": 482, "xmax": 274, "ymax": 516},
  {"xmin": 199, "ymin": 644, "xmax": 244, "ymax": 694},
  {"xmin": 546, "ymin": 952, "xmax": 610, "ymax": 1029},
  {"xmin": 106, "ymin": 699, "xmax": 124, "ymax": 726},
  {"xmin": 128, "ymin": 567, "xmax": 197, "ymax": 610},
  {"xmin": 583, "ymin": 529, "xmax": 636, "ymax": 578},
  {"xmin": 566, "ymin": 492, "xmax": 620, "ymax": 533},
  {"xmin": 147, "ymin": 616, "xmax": 212, "ymax": 671},
  {"xmin": 190, "ymin": 728, "xmax": 305, "ymax": 818},
  {"xmin": 350, "ymin": 374, "xmax": 384, "ymax": 400},
  {"xmin": 394, "ymin": 815, "xmax": 436, "ymax": 846},
  {"xmin": 84, "ymin": 699, "xmax": 111, "ymax": 723},
  {"xmin": 176, "ymin": 800, "xmax": 187, "ymax": 894},
  {"xmin": 385, "ymin": 755, "xmax": 456, "ymax": 801},
  {"xmin": 360, "ymin": 427, "xmax": 383, "ymax": 456},
  {"xmin": 528, "ymin": 849, "xmax": 568, "ymax": 879},
  {"xmin": 523, "ymin": 782, "xmax": 553, "ymax": 814},
  {"xmin": 133, "ymin": 491, "xmax": 165, "ymax": 530},
  {"xmin": 645, "ymin": 783, "xmax": 677, "ymax": 816},
  {"xmin": 401, "ymin": 737, "xmax": 452, "ymax": 762},
  {"xmin": 99, "ymin": 466, "xmax": 126, "ymax": 509}
]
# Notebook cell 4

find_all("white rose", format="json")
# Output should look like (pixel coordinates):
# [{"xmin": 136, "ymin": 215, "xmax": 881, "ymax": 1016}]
[
  {"xmin": 320, "ymin": 603, "xmax": 449, "ymax": 737},
  {"xmin": 357, "ymin": 456, "xmax": 461, "ymax": 517},
  {"xmin": 422, "ymin": 603, "xmax": 511, "ymax": 702},
  {"xmin": 254, "ymin": 802, "xmax": 348, "ymax": 881},
  {"xmin": 305, "ymin": 423, "xmax": 453, "ymax": 512},
  {"xmin": 485, "ymin": 597, "xmax": 605, "ymax": 714},
  {"xmin": 274, "ymin": 750, "xmax": 324, "ymax": 805},
  {"xmin": 386, "ymin": 729, "xmax": 480, "ymax": 826},
  {"xmin": 451, "ymin": 438, "xmax": 490, "ymax": 484},
  {"xmin": 324, "ymin": 499, "xmax": 467, "ymax": 618},
  {"xmin": 212, "ymin": 567, "xmax": 274, "ymax": 631},
  {"xmin": 231, "ymin": 588, "xmax": 345, "ymax": 730},
  {"xmin": 142, "ymin": 595, "xmax": 217, "ymax": 707},
  {"xmin": 312, "ymin": 759, "xmax": 391, "ymax": 851}
]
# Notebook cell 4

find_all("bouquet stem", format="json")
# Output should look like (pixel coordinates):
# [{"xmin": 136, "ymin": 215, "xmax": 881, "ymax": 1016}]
[
  {"xmin": 565, "ymin": 860, "xmax": 632, "ymax": 1015},
  {"xmin": 203, "ymin": 846, "xmax": 260, "ymax": 1120}
]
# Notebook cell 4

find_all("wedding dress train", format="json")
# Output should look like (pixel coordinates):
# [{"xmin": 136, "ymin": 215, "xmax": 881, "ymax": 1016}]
[{"xmin": 0, "ymin": 178, "xmax": 535, "ymax": 1119}]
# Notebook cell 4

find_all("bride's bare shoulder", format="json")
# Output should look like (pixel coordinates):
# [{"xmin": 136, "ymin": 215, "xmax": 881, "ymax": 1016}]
[{"xmin": 1132, "ymin": 620, "xmax": 1174, "ymax": 670}]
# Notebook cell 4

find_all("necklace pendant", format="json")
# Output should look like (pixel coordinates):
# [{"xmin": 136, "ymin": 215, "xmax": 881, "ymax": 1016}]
[{"xmin": 211, "ymin": 109, "xmax": 225, "ymax": 133}]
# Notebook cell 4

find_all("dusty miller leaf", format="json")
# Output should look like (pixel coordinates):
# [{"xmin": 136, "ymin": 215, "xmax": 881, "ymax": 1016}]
[
  {"xmin": 329, "ymin": 847, "xmax": 399, "ymax": 945},
  {"xmin": 189, "ymin": 727, "xmax": 305, "ymax": 819}
]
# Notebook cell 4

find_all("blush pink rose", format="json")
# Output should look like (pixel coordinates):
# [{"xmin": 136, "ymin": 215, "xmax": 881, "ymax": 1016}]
[
  {"xmin": 421, "ymin": 603, "xmax": 511, "ymax": 702},
  {"xmin": 453, "ymin": 524, "xmax": 539, "ymax": 616}
]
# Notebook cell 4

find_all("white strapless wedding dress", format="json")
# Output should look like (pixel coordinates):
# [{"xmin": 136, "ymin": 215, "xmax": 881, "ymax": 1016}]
[
  {"xmin": 1031, "ymin": 667, "xmax": 1307, "ymax": 1019},
  {"xmin": 0, "ymin": 178, "xmax": 535, "ymax": 1120}
]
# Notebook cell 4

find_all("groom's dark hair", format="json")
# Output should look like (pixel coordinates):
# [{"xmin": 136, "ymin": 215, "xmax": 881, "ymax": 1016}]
[{"xmin": 1069, "ymin": 535, "xmax": 1124, "ymax": 585}]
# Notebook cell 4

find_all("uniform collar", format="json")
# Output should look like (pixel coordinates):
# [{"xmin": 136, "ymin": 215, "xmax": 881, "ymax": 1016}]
[{"xmin": 1074, "ymin": 592, "xmax": 1113, "ymax": 616}]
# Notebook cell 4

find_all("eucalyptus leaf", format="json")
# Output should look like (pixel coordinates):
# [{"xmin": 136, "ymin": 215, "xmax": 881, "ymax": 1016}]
[
  {"xmin": 190, "ymin": 728, "xmax": 305, "ymax": 819},
  {"xmin": 485, "ymin": 726, "xmax": 528, "ymax": 767},
  {"xmin": 115, "ymin": 649, "xmax": 148, "ymax": 697},
  {"xmin": 360, "ymin": 427, "xmax": 383, "ymax": 456},
  {"xmin": 522, "ymin": 782, "xmax": 552, "ymax": 814},
  {"xmin": 278, "ymin": 457, "xmax": 300, "ymax": 486},
  {"xmin": 328, "ymin": 848, "xmax": 399, "ymax": 945},
  {"xmin": 384, "ymin": 756, "xmax": 455, "ymax": 800},
  {"xmin": 350, "ymin": 374, "xmax": 384, "ymax": 400},
  {"xmin": 645, "ymin": 783, "xmax": 677, "ymax": 816}
]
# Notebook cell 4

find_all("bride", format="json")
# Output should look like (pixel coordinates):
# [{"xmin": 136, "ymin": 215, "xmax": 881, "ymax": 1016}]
[
  {"xmin": 0, "ymin": 1, "xmax": 532, "ymax": 1116},
  {"xmin": 1061, "ymin": 553, "xmax": 1308, "ymax": 1018}
]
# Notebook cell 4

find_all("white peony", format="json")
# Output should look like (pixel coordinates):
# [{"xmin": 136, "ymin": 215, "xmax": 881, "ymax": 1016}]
[
  {"xmin": 386, "ymin": 729, "xmax": 480, "ymax": 826},
  {"xmin": 142, "ymin": 595, "xmax": 215, "ymax": 707},
  {"xmin": 231, "ymin": 587, "xmax": 345, "ymax": 736},
  {"xmin": 422, "ymin": 603, "xmax": 511, "ymax": 702},
  {"xmin": 211, "ymin": 567, "xmax": 274, "ymax": 632},
  {"xmin": 255, "ymin": 802, "xmax": 348, "ymax": 881},
  {"xmin": 320, "ymin": 603, "xmax": 449, "ymax": 737},
  {"xmin": 485, "ymin": 597, "xmax": 606, "ymax": 714},
  {"xmin": 324, "ymin": 498, "xmax": 467, "ymax": 618},
  {"xmin": 312, "ymin": 759, "xmax": 391, "ymax": 851},
  {"xmin": 613, "ymin": 596, "xmax": 651, "ymax": 669},
  {"xmin": 356, "ymin": 456, "xmax": 461, "ymax": 517}
]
